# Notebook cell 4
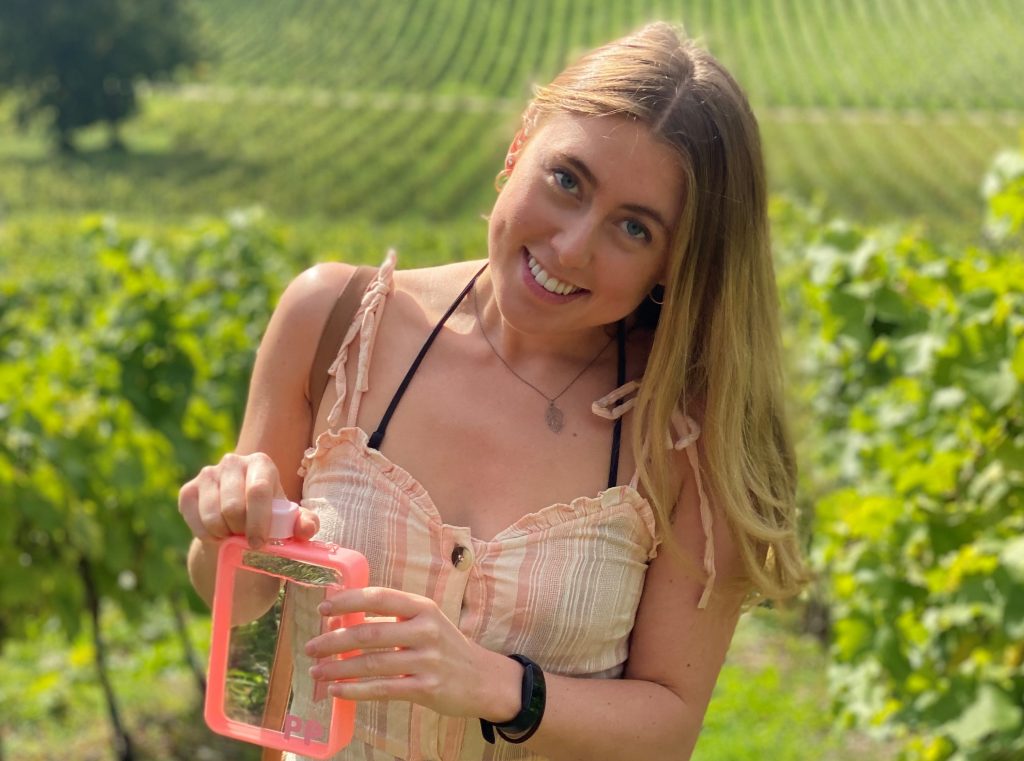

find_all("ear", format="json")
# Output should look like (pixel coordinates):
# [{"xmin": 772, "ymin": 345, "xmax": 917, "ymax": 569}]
[
  {"xmin": 496, "ymin": 107, "xmax": 540, "ymax": 192},
  {"xmin": 495, "ymin": 127, "xmax": 528, "ymax": 192},
  {"xmin": 504, "ymin": 105, "xmax": 540, "ymax": 175},
  {"xmin": 503, "ymin": 128, "xmax": 527, "ymax": 175}
]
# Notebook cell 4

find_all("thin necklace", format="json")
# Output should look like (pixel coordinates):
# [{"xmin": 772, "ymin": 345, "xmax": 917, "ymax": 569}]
[{"xmin": 472, "ymin": 283, "xmax": 615, "ymax": 433}]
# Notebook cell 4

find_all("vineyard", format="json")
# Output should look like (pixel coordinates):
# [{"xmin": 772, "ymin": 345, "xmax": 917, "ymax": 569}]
[
  {"xmin": 2, "ymin": 1, "xmax": 1024, "ymax": 760},
  {"xmin": 0, "ymin": 0, "xmax": 1021, "ymax": 235}
]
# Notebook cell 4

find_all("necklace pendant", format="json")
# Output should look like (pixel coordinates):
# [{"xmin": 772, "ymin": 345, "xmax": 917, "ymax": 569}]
[{"xmin": 545, "ymin": 401, "xmax": 564, "ymax": 433}]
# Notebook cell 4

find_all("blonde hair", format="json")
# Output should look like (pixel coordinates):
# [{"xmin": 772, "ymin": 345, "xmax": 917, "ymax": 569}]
[{"xmin": 511, "ymin": 22, "xmax": 808, "ymax": 601}]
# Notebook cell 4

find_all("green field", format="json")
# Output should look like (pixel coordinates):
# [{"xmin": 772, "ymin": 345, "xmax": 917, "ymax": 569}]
[{"xmin": 1, "ymin": 0, "xmax": 1021, "ymax": 239}]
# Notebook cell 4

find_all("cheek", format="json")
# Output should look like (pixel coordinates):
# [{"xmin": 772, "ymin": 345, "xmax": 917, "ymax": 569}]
[
  {"xmin": 602, "ymin": 258, "xmax": 664, "ymax": 305},
  {"xmin": 490, "ymin": 183, "xmax": 537, "ymax": 239},
  {"xmin": 487, "ymin": 188, "xmax": 514, "ymax": 243}
]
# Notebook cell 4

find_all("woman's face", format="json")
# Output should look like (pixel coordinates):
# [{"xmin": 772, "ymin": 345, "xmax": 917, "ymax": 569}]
[{"xmin": 487, "ymin": 111, "xmax": 685, "ymax": 340}]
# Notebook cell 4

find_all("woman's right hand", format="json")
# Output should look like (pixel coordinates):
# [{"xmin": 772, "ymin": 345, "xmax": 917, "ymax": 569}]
[{"xmin": 178, "ymin": 451, "xmax": 320, "ymax": 549}]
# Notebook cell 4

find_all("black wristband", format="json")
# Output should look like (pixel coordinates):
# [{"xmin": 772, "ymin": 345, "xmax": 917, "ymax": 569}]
[{"xmin": 480, "ymin": 654, "xmax": 547, "ymax": 745}]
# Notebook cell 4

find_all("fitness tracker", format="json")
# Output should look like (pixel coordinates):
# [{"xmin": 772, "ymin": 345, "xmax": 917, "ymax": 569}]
[{"xmin": 480, "ymin": 654, "xmax": 547, "ymax": 744}]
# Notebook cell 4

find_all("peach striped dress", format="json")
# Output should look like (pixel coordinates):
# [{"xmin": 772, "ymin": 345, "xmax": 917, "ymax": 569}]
[{"xmin": 291, "ymin": 256, "xmax": 714, "ymax": 761}]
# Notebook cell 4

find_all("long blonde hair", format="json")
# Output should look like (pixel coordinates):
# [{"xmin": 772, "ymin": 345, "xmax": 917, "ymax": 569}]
[{"xmin": 510, "ymin": 22, "xmax": 807, "ymax": 601}]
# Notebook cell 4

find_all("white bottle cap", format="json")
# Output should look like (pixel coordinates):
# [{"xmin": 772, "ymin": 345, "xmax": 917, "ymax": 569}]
[{"xmin": 268, "ymin": 499, "xmax": 300, "ymax": 540}]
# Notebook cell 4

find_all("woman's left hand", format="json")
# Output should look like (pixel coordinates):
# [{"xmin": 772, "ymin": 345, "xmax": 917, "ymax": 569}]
[{"xmin": 305, "ymin": 587, "xmax": 521, "ymax": 720}]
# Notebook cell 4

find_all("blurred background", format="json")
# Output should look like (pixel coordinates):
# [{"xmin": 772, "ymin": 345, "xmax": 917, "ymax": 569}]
[{"xmin": 1, "ymin": 1, "xmax": 1022, "ymax": 760}]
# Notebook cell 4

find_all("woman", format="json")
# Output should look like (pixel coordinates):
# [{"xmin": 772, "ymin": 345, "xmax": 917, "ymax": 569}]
[{"xmin": 179, "ymin": 21, "xmax": 807, "ymax": 761}]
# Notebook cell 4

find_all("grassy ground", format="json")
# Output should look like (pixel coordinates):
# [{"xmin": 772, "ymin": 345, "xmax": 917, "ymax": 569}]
[
  {"xmin": 695, "ymin": 608, "xmax": 895, "ymax": 761},
  {"xmin": 1, "ymin": 603, "xmax": 894, "ymax": 761}
]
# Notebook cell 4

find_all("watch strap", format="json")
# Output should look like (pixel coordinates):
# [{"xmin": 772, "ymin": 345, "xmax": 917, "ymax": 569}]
[{"xmin": 480, "ymin": 654, "xmax": 547, "ymax": 744}]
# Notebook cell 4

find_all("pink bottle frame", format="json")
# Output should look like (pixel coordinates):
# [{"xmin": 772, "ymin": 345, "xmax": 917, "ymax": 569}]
[{"xmin": 205, "ymin": 535, "xmax": 369, "ymax": 759}]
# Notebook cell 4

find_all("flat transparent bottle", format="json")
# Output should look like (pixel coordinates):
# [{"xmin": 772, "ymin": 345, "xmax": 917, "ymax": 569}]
[{"xmin": 205, "ymin": 499, "xmax": 368, "ymax": 759}]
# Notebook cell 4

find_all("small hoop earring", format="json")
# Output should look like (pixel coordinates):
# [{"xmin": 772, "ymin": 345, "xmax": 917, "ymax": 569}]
[{"xmin": 648, "ymin": 286, "xmax": 665, "ymax": 305}]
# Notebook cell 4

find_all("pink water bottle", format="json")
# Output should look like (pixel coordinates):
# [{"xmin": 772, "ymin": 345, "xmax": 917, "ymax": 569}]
[{"xmin": 205, "ymin": 499, "xmax": 368, "ymax": 758}]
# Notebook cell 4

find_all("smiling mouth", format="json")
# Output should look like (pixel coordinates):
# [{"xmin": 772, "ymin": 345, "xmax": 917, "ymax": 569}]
[{"xmin": 526, "ymin": 253, "xmax": 584, "ymax": 295}]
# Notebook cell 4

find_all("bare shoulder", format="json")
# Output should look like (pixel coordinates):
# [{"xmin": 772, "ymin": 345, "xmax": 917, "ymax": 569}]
[
  {"xmin": 234, "ymin": 261, "xmax": 363, "ymax": 497},
  {"xmin": 250, "ymin": 261, "xmax": 360, "ymax": 396},
  {"xmin": 265, "ymin": 261, "xmax": 360, "ymax": 347},
  {"xmin": 391, "ymin": 259, "xmax": 487, "ymax": 321},
  {"xmin": 284, "ymin": 261, "xmax": 358, "ymax": 313}
]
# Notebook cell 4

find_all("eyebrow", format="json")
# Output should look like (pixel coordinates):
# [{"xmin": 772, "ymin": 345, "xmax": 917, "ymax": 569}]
[{"xmin": 564, "ymin": 155, "xmax": 671, "ymax": 233}]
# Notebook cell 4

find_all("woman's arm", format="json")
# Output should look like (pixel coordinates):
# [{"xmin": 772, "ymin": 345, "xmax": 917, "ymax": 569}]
[
  {"xmin": 308, "ymin": 440, "xmax": 747, "ymax": 761},
  {"xmin": 180, "ymin": 262, "xmax": 356, "ymax": 617},
  {"xmin": 530, "ymin": 456, "xmax": 746, "ymax": 760}
]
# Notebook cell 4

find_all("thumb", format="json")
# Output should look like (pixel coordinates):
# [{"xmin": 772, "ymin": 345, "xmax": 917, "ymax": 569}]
[{"xmin": 293, "ymin": 506, "xmax": 321, "ymax": 541}]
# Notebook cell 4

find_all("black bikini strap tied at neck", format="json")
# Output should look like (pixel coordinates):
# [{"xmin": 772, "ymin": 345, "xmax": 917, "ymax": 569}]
[{"xmin": 368, "ymin": 263, "xmax": 488, "ymax": 450}]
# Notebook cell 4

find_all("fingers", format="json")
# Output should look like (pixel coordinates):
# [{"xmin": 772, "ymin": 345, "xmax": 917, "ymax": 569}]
[
  {"xmin": 177, "ymin": 478, "xmax": 211, "ymax": 541},
  {"xmin": 196, "ymin": 465, "xmax": 230, "ymax": 540},
  {"xmin": 294, "ymin": 507, "xmax": 321, "ymax": 541},
  {"xmin": 243, "ymin": 453, "xmax": 280, "ymax": 547},
  {"xmin": 219, "ymin": 455, "xmax": 249, "ymax": 536},
  {"xmin": 303, "ymin": 607, "xmax": 479, "ymax": 711},
  {"xmin": 309, "ymin": 645, "xmax": 420, "ymax": 683},
  {"xmin": 304, "ymin": 593, "xmax": 488, "ymax": 715},
  {"xmin": 319, "ymin": 587, "xmax": 428, "ymax": 620},
  {"xmin": 178, "ymin": 451, "xmax": 290, "ymax": 546},
  {"xmin": 306, "ymin": 615, "xmax": 415, "ymax": 660}
]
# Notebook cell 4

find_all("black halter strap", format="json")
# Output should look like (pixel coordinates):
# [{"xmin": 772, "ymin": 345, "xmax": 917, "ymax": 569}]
[
  {"xmin": 607, "ymin": 318, "xmax": 627, "ymax": 489},
  {"xmin": 367, "ymin": 263, "xmax": 488, "ymax": 450},
  {"xmin": 368, "ymin": 264, "xmax": 627, "ymax": 492}
]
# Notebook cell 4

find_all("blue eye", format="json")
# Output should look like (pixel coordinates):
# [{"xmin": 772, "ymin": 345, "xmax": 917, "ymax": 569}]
[
  {"xmin": 553, "ymin": 169, "xmax": 579, "ymax": 193},
  {"xmin": 622, "ymin": 219, "xmax": 650, "ymax": 241}
]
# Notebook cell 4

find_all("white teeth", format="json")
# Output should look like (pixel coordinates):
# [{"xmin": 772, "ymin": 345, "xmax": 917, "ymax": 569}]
[{"xmin": 527, "ymin": 254, "xmax": 581, "ymax": 295}]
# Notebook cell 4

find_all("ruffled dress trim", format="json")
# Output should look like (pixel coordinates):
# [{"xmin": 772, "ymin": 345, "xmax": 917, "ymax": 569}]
[{"xmin": 301, "ymin": 425, "xmax": 660, "ymax": 559}]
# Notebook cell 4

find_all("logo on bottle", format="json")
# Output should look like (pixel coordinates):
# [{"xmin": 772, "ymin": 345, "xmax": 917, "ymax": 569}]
[{"xmin": 284, "ymin": 713, "xmax": 326, "ymax": 744}]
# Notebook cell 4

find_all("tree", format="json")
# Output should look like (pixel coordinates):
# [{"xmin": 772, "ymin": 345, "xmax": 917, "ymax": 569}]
[{"xmin": 0, "ymin": 0, "xmax": 202, "ymax": 153}]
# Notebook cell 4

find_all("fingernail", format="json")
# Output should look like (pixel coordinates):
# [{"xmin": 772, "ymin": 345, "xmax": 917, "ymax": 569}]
[
  {"xmin": 308, "ymin": 665, "xmax": 322, "ymax": 679},
  {"xmin": 249, "ymin": 535, "xmax": 264, "ymax": 550},
  {"xmin": 318, "ymin": 602, "xmax": 331, "ymax": 615}
]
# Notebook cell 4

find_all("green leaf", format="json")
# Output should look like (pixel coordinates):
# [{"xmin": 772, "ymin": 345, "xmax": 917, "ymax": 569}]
[
  {"xmin": 1000, "ymin": 537, "xmax": 1024, "ymax": 582},
  {"xmin": 961, "ymin": 361, "xmax": 1019, "ymax": 410},
  {"xmin": 941, "ymin": 685, "xmax": 1022, "ymax": 747},
  {"xmin": 1012, "ymin": 337, "xmax": 1024, "ymax": 382}
]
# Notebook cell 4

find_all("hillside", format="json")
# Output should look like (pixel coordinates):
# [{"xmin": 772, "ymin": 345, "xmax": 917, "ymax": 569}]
[{"xmin": 0, "ymin": 0, "xmax": 1021, "ymax": 235}]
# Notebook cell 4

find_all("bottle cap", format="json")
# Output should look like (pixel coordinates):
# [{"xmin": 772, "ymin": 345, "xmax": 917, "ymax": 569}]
[{"xmin": 268, "ymin": 499, "xmax": 300, "ymax": 540}]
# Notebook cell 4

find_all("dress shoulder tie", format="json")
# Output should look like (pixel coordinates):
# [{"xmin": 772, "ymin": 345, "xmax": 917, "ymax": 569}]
[
  {"xmin": 670, "ymin": 411, "xmax": 716, "ymax": 610},
  {"xmin": 593, "ymin": 381, "xmax": 716, "ymax": 609},
  {"xmin": 325, "ymin": 250, "xmax": 398, "ymax": 431}
]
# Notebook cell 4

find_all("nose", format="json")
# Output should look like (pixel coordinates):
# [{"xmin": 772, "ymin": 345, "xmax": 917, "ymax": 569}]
[{"xmin": 551, "ymin": 212, "xmax": 598, "ymax": 269}]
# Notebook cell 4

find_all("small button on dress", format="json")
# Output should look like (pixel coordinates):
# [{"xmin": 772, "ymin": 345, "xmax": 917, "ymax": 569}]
[{"xmin": 451, "ymin": 545, "xmax": 471, "ymax": 570}]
